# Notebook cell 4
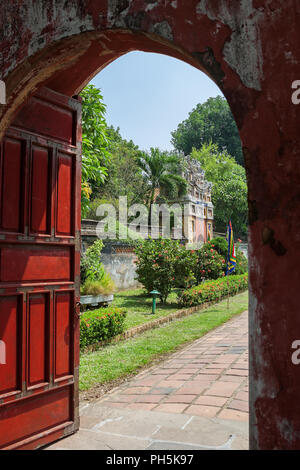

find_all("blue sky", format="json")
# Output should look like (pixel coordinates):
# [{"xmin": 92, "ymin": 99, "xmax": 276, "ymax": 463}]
[{"xmin": 91, "ymin": 51, "xmax": 223, "ymax": 152}]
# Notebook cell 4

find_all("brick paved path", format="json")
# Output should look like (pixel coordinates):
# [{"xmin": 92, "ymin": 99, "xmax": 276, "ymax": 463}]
[
  {"xmin": 48, "ymin": 310, "xmax": 249, "ymax": 450},
  {"xmin": 99, "ymin": 310, "xmax": 248, "ymax": 420}
]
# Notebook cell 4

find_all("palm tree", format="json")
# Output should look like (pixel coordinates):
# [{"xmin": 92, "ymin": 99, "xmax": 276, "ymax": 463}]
[{"xmin": 138, "ymin": 148, "xmax": 188, "ymax": 223}]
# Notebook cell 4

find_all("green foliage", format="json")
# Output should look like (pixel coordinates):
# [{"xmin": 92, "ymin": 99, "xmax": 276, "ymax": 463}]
[
  {"xmin": 134, "ymin": 237, "xmax": 247, "ymax": 303},
  {"xmin": 84, "ymin": 196, "xmax": 116, "ymax": 219},
  {"xmin": 95, "ymin": 126, "xmax": 146, "ymax": 207},
  {"xmin": 235, "ymin": 249, "xmax": 248, "ymax": 275},
  {"xmin": 80, "ymin": 308, "xmax": 126, "ymax": 349},
  {"xmin": 81, "ymin": 240, "xmax": 115, "ymax": 295},
  {"xmin": 191, "ymin": 143, "xmax": 248, "ymax": 237},
  {"xmin": 173, "ymin": 248, "xmax": 197, "ymax": 289},
  {"xmin": 81, "ymin": 274, "xmax": 115, "ymax": 296},
  {"xmin": 171, "ymin": 96, "xmax": 243, "ymax": 166},
  {"xmin": 134, "ymin": 238, "xmax": 195, "ymax": 303},
  {"xmin": 81, "ymin": 240, "xmax": 105, "ymax": 284},
  {"xmin": 203, "ymin": 238, "xmax": 248, "ymax": 276},
  {"xmin": 178, "ymin": 274, "xmax": 248, "ymax": 307},
  {"xmin": 80, "ymin": 85, "xmax": 110, "ymax": 216},
  {"xmin": 134, "ymin": 238, "xmax": 176, "ymax": 303},
  {"xmin": 138, "ymin": 148, "xmax": 188, "ymax": 212},
  {"xmin": 204, "ymin": 237, "xmax": 228, "ymax": 259},
  {"xmin": 194, "ymin": 245, "xmax": 225, "ymax": 283}
]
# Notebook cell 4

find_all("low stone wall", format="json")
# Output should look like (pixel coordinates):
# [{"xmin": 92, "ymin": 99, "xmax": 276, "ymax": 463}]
[
  {"xmin": 81, "ymin": 219, "xmax": 141, "ymax": 290},
  {"xmin": 100, "ymin": 252, "xmax": 141, "ymax": 290}
]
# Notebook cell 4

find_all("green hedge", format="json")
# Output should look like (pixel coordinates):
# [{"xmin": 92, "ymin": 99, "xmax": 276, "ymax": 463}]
[
  {"xmin": 178, "ymin": 273, "xmax": 248, "ymax": 308},
  {"xmin": 80, "ymin": 307, "xmax": 127, "ymax": 349}
]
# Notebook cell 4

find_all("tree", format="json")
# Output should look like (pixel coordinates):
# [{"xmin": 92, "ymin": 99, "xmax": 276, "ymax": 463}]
[
  {"xmin": 80, "ymin": 85, "xmax": 110, "ymax": 215},
  {"xmin": 171, "ymin": 96, "xmax": 244, "ymax": 166},
  {"xmin": 138, "ymin": 148, "xmax": 188, "ymax": 218},
  {"xmin": 134, "ymin": 238, "xmax": 196, "ymax": 303},
  {"xmin": 191, "ymin": 143, "xmax": 248, "ymax": 237},
  {"xmin": 94, "ymin": 126, "xmax": 146, "ymax": 207}
]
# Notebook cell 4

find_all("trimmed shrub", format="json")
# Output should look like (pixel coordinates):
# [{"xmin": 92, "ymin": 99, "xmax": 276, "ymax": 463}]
[
  {"xmin": 178, "ymin": 273, "xmax": 248, "ymax": 307},
  {"xmin": 80, "ymin": 307, "xmax": 126, "ymax": 348}
]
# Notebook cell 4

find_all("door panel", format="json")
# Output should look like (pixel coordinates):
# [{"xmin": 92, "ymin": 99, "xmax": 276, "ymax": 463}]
[
  {"xmin": 0, "ymin": 295, "xmax": 22, "ymax": 395},
  {"xmin": 27, "ymin": 293, "xmax": 50, "ymax": 388},
  {"xmin": 30, "ymin": 145, "xmax": 52, "ymax": 235},
  {"xmin": 0, "ymin": 87, "xmax": 81, "ymax": 449},
  {"xmin": 56, "ymin": 152, "xmax": 75, "ymax": 237},
  {"xmin": 54, "ymin": 290, "xmax": 74, "ymax": 381},
  {"xmin": 1, "ymin": 137, "xmax": 25, "ymax": 233},
  {"xmin": 0, "ymin": 386, "xmax": 73, "ymax": 450}
]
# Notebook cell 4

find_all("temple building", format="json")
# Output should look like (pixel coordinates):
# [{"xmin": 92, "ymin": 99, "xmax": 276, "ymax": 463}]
[{"xmin": 181, "ymin": 156, "xmax": 214, "ymax": 246}]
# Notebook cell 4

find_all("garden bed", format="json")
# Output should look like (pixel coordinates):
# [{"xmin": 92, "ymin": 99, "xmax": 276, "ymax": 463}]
[{"xmin": 80, "ymin": 274, "xmax": 248, "ymax": 351}]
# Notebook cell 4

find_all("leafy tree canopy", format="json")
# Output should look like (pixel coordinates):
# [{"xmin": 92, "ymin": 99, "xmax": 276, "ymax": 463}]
[
  {"xmin": 171, "ymin": 96, "xmax": 244, "ymax": 166},
  {"xmin": 94, "ymin": 126, "xmax": 146, "ymax": 207},
  {"xmin": 138, "ymin": 147, "xmax": 188, "ymax": 210},
  {"xmin": 80, "ymin": 85, "xmax": 110, "ymax": 215}
]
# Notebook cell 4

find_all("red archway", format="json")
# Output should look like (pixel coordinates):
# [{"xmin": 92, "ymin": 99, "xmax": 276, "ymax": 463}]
[{"xmin": 1, "ymin": 0, "xmax": 300, "ymax": 450}]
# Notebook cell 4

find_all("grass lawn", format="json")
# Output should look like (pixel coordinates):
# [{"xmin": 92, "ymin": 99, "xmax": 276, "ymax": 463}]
[
  {"xmin": 80, "ymin": 290, "xmax": 248, "ymax": 392},
  {"xmin": 110, "ymin": 288, "xmax": 181, "ymax": 330}
]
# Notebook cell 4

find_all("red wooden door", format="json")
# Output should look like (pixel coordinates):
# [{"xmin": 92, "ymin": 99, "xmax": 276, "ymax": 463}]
[{"xmin": 0, "ymin": 87, "xmax": 81, "ymax": 449}]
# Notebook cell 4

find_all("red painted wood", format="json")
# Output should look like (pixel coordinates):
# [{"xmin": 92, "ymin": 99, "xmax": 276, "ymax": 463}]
[
  {"xmin": 54, "ymin": 291, "xmax": 74, "ymax": 380},
  {"xmin": 0, "ymin": 295, "xmax": 22, "ymax": 396},
  {"xmin": 30, "ymin": 145, "xmax": 51, "ymax": 235},
  {"xmin": 0, "ymin": 87, "xmax": 81, "ymax": 449},
  {"xmin": 0, "ymin": 386, "xmax": 73, "ymax": 449},
  {"xmin": 0, "ymin": 245, "xmax": 73, "ymax": 283},
  {"xmin": 27, "ymin": 293, "xmax": 50, "ymax": 387},
  {"xmin": 56, "ymin": 152, "xmax": 74, "ymax": 236},
  {"xmin": 13, "ymin": 95, "xmax": 76, "ymax": 145},
  {"xmin": 1, "ymin": 138, "xmax": 24, "ymax": 232}
]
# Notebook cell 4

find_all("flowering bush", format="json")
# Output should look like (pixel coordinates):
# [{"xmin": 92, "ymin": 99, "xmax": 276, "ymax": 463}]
[
  {"xmin": 204, "ymin": 237, "xmax": 228, "ymax": 259},
  {"xmin": 202, "ymin": 237, "xmax": 248, "ymax": 276},
  {"xmin": 178, "ymin": 273, "xmax": 248, "ymax": 307},
  {"xmin": 134, "ymin": 238, "xmax": 180, "ymax": 303},
  {"xmin": 80, "ymin": 307, "xmax": 126, "ymax": 348},
  {"xmin": 194, "ymin": 245, "xmax": 225, "ymax": 283}
]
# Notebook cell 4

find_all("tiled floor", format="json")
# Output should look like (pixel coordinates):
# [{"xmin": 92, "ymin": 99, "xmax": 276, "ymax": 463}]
[{"xmin": 47, "ymin": 310, "xmax": 249, "ymax": 450}]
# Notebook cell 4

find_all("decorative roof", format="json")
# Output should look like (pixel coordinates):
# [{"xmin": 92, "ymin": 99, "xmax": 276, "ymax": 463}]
[{"xmin": 183, "ymin": 155, "xmax": 213, "ymax": 196}]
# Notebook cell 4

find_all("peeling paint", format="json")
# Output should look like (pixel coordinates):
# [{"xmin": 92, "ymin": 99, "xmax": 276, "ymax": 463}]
[
  {"xmin": 2, "ymin": 0, "xmax": 95, "ymax": 76},
  {"xmin": 196, "ymin": 0, "xmax": 264, "ymax": 90},
  {"xmin": 149, "ymin": 21, "xmax": 173, "ymax": 42},
  {"xmin": 145, "ymin": 1, "xmax": 158, "ymax": 12},
  {"xmin": 107, "ymin": 0, "xmax": 132, "ymax": 28}
]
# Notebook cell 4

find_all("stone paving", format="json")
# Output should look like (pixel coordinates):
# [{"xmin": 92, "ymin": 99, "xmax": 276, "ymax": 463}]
[{"xmin": 48, "ymin": 310, "xmax": 249, "ymax": 450}]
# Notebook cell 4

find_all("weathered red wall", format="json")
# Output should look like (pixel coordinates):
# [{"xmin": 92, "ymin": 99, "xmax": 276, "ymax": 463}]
[{"xmin": 1, "ymin": 0, "xmax": 300, "ymax": 449}]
